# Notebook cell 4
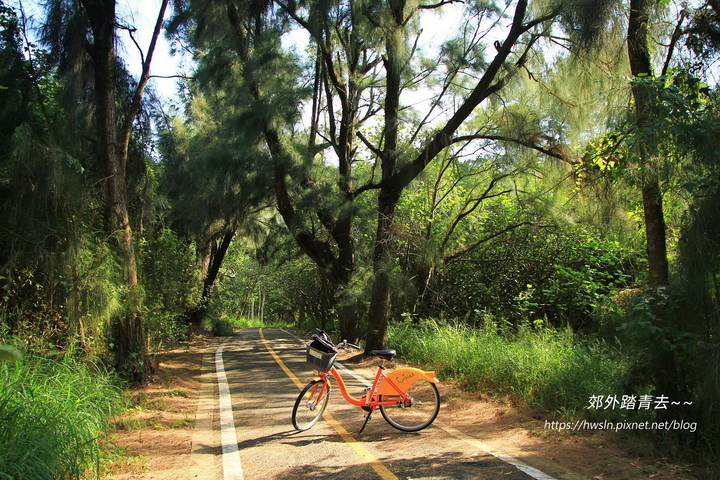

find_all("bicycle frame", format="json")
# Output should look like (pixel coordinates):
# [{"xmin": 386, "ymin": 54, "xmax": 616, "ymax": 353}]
[{"xmin": 312, "ymin": 363, "xmax": 438, "ymax": 410}]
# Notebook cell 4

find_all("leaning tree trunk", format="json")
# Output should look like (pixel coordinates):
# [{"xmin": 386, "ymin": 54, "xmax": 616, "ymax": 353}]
[{"xmin": 188, "ymin": 229, "xmax": 235, "ymax": 325}]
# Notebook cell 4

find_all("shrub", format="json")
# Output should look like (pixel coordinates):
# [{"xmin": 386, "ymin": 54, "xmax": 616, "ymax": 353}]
[{"xmin": 416, "ymin": 225, "xmax": 640, "ymax": 332}]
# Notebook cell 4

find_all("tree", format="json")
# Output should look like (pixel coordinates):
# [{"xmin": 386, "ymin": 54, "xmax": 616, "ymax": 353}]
[
  {"xmin": 42, "ymin": 0, "xmax": 169, "ymax": 380},
  {"xmin": 565, "ymin": 0, "xmax": 720, "ymax": 415},
  {"xmin": 158, "ymin": 84, "xmax": 275, "ymax": 325},
  {"xmin": 627, "ymin": 0, "xmax": 670, "ymax": 288},
  {"xmin": 169, "ymin": 0, "xmax": 599, "ymax": 349}
]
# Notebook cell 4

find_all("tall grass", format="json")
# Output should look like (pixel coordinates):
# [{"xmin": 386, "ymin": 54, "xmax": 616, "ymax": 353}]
[
  {"xmin": 0, "ymin": 352, "xmax": 123, "ymax": 479},
  {"xmin": 389, "ymin": 319, "xmax": 631, "ymax": 417}
]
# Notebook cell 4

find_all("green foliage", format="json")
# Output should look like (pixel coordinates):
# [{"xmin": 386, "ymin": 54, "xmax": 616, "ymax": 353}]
[
  {"xmin": 138, "ymin": 228, "xmax": 201, "ymax": 348},
  {"xmin": 389, "ymin": 319, "xmax": 631, "ymax": 418},
  {"xmin": 620, "ymin": 287, "xmax": 696, "ymax": 369},
  {"xmin": 581, "ymin": 71, "xmax": 718, "ymax": 187},
  {"xmin": 209, "ymin": 243, "xmax": 329, "ymax": 327},
  {"xmin": 427, "ymin": 225, "xmax": 639, "ymax": 331},
  {"xmin": 0, "ymin": 350, "xmax": 123, "ymax": 479}
]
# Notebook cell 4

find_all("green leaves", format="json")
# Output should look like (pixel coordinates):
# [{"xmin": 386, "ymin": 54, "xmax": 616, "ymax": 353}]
[{"xmin": 0, "ymin": 345, "xmax": 21, "ymax": 362}]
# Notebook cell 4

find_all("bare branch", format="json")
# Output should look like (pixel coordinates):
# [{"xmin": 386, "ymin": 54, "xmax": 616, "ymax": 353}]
[
  {"xmin": 118, "ymin": 0, "xmax": 170, "ymax": 171},
  {"xmin": 444, "ymin": 222, "xmax": 533, "ymax": 263},
  {"xmin": 662, "ymin": 12, "xmax": 686, "ymax": 76},
  {"xmin": 439, "ymin": 174, "xmax": 513, "ymax": 252},
  {"xmin": 353, "ymin": 181, "xmax": 383, "ymax": 197},
  {"xmin": 149, "ymin": 74, "xmax": 195, "ymax": 80},
  {"xmin": 120, "ymin": 24, "xmax": 145, "ymax": 66},
  {"xmin": 356, "ymin": 130, "xmax": 385, "ymax": 158},
  {"xmin": 419, "ymin": 0, "xmax": 464, "ymax": 10}
]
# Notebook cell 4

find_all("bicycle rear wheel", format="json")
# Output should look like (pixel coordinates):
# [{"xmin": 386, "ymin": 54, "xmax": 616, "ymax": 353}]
[
  {"xmin": 379, "ymin": 380, "xmax": 440, "ymax": 432},
  {"xmin": 292, "ymin": 379, "xmax": 330, "ymax": 431}
]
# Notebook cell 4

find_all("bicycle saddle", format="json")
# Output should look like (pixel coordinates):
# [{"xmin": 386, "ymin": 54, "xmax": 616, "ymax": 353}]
[{"xmin": 369, "ymin": 349, "xmax": 396, "ymax": 360}]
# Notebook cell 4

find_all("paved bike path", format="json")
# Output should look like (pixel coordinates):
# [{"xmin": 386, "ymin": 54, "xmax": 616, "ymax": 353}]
[{"xmin": 217, "ymin": 328, "xmax": 553, "ymax": 480}]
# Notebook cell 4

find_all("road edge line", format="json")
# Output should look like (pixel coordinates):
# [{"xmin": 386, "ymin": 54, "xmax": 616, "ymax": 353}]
[
  {"xmin": 258, "ymin": 328, "xmax": 399, "ymax": 480},
  {"xmin": 216, "ymin": 338, "xmax": 245, "ymax": 480}
]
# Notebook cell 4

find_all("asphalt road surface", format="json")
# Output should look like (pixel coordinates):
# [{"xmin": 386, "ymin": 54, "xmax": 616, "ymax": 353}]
[{"xmin": 189, "ymin": 328, "xmax": 556, "ymax": 480}]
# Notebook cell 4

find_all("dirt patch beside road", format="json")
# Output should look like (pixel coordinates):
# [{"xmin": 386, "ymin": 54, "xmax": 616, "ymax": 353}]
[{"xmin": 103, "ymin": 331, "xmax": 702, "ymax": 480}]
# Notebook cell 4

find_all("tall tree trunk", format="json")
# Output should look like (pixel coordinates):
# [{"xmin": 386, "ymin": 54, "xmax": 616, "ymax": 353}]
[
  {"xmin": 366, "ymin": 187, "xmax": 401, "ymax": 351},
  {"xmin": 365, "ymin": 5, "xmax": 404, "ymax": 350},
  {"xmin": 78, "ymin": 0, "xmax": 162, "ymax": 381},
  {"xmin": 627, "ymin": 0, "xmax": 678, "ymax": 414},
  {"xmin": 628, "ymin": 0, "xmax": 670, "ymax": 289}
]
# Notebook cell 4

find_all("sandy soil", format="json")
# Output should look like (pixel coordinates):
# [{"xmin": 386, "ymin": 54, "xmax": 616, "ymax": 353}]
[{"xmin": 102, "ymin": 331, "xmax": 703, "ymax": 480}]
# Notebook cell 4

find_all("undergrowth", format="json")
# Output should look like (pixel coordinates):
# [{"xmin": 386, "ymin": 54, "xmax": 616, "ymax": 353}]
[
  {"xmin": 388, "ymin": 319, "xmax": 631, "ymax": 418},
  {"xmin": 0, "ymin": 352, "xmax": 123, "ymax": 479}
]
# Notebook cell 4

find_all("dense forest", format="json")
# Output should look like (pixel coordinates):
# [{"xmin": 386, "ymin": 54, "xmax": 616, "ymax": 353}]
[{"xmin": 3, "ymin": 0, "xmax": 720, "ymax": 476}]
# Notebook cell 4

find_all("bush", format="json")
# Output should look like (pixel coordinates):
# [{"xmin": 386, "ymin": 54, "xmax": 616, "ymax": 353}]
[{"xmin": 427, "ymin": 225, "xmax": 640, "ymax": 331}]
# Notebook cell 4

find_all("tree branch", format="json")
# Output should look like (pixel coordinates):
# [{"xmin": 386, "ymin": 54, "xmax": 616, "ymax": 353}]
[
  {"xmin": 356, "ymin": 130, "xmax": 385, "ymax": 158},
  {"xmin": 444, "ymin": 222, "xmax": 533, "ymax": 263},
  {"xmin": 439, "ymin": 174, "xmax": 512, "ymax": 252},
  {"xmin": 662, "ymin": 12, "xmax": 686, "ymax": 76},
  {"xmin": 394, "ymin": 0, "xmax": 551, "ymax": 189},
  {"xmin": 419, "ymin": 0, "xmax": 464, "ymax": 10},
  {"xmin": 118, "ymin": 0, "xmax": 169, "ymax": 172},
  {"xmin": 451, "ymin": 133, "xmax": 568, "ymax": 161}
]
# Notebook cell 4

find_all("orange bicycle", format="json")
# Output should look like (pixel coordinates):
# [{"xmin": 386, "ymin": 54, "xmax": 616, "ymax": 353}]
[{"xmin": 292, "ymin": 329, "xmax": 440, "ymax": 433}]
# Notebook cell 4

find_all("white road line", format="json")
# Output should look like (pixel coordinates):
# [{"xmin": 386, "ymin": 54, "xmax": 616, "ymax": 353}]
[{"xmin": 216, "ymin": 340, "xmax": 244, "ymax": 480}]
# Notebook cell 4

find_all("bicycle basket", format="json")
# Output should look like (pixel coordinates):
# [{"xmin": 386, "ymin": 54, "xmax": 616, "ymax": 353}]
[{"xmin": 306, "ymin": 335, "xmax": 337, "ymax": 372}]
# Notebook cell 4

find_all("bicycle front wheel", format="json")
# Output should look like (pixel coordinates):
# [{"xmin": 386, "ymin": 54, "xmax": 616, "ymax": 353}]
[
  {"xmin": 292, "ymin": 379, "xmax": 330, "ymax": 431},
  {"xmin": 379, "ymin": 380, "xmax": 440, "ymax": 432}
]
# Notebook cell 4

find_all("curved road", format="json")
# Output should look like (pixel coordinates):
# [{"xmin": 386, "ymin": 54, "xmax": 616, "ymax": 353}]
[{"xmin": 188, "ymin": 328, "xmax": 560, "ymax": 480}]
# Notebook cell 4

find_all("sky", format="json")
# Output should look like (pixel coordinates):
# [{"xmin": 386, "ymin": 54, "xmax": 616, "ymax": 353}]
[
  {"xmin": 9, "ymin": 0, "xmax": 486, "ymax": 116},
  {"xmin": 117, "ymin": 0, "xmax": 468, "ymax": 108},
  {"xmin": 116, "ymin": 0, "xmax": 188, "ymax": 106}
]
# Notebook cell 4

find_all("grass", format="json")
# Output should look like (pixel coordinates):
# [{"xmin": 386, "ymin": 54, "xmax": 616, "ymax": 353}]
[
  {"xmin": 0, "ymin": 352, "xmax": 123, "ymax": 480},
  {"xmin": 388, "ymin": 319, "xmax": 632, "ymax": 419}
]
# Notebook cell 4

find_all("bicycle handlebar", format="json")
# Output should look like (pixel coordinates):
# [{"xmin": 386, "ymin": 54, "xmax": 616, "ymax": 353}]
[
  {"xmin": 314, "ymin": 329, "xmax": 360, "ymax": 350},
  {"xmin": 338, "ymin": 340, "xmax": 360, "ymax": 350}
]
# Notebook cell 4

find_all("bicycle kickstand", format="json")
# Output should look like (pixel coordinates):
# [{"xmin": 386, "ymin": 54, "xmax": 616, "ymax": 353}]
[{"xmin": 358, "ymin": 409, "xmax": 373, "ymax": 434}]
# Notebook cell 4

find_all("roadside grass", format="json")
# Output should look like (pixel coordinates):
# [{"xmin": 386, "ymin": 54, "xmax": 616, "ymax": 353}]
[
  {"xmin": 388, "ymin": 319, "xmax": 631, "ymax": 419},
  {"xmin": 0, "ymin": 352, "xmax": 123, "ymax": 480}
]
